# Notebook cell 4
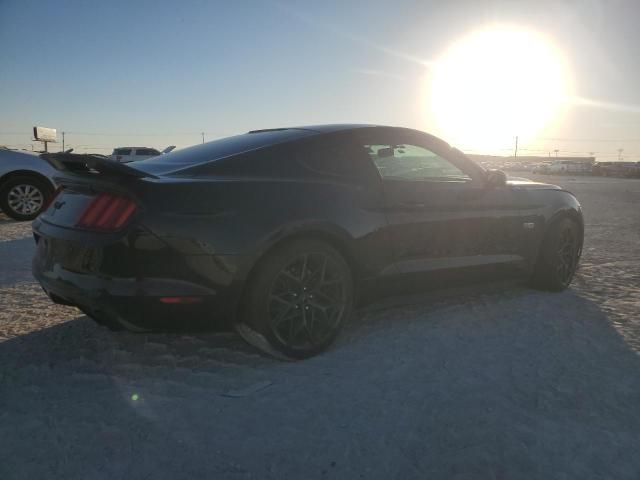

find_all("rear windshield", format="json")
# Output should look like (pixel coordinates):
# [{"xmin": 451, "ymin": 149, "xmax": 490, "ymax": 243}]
[{"xmin": 133, "ymin": 129, "xmax": 316, "ymax": 175}]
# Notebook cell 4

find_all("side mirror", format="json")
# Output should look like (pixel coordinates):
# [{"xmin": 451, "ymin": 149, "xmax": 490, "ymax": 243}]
[{"xmin": 486, "ymin": 169, "xmax": 507, "ymax": 187}]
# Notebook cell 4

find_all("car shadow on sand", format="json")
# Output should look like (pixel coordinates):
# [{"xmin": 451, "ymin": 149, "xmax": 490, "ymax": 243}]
[{"xmin": 2, "ymin": 283, "xmax": 640, "ymax": 479}]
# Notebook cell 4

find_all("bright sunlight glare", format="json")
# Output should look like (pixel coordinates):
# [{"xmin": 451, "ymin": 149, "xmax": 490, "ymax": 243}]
[{"xmin": 428, "ymin": 27, "xmax": 572, "ymax": 152}]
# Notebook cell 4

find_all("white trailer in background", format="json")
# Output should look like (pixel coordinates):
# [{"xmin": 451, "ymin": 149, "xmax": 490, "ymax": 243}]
[
  {"xmin": 110, "ymin": 145, "xmax": 176, "ymax": 163},
  {"xmin": 548, "ymin": 159, "xmax": 594, "ymax": 174}
]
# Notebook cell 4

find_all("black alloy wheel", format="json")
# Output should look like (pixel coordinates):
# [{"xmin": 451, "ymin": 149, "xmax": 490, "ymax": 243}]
[
  {"xmin": 555, "ymin": 223, "xmax": 579, "ymax": 287},
  {"xmin": 268, "ymin": 252, "xmax": 348, "ymax": 350},
  {"xmin": 531, "ymin": 217, "xmax": 581, "ymax": 291},
  {"xmin": 238, "ymin": 239, "xmax": 354, "ymax": 359}
]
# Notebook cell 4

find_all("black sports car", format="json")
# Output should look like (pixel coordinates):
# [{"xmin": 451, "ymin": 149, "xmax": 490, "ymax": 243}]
[{"xmin": 33, "ymin": 125, "xmax": 583, "ymax": 359}]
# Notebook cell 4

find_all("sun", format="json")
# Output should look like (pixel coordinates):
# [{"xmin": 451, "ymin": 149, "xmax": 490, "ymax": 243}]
[{"xmin": 427, "ymin": 26, "xmax": 572, "ymax": 152}]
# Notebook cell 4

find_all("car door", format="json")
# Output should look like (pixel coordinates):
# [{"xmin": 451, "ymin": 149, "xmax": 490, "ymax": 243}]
[{"xmin": 355, "ymin": 128, "xmax": 530, "ymax": 275}]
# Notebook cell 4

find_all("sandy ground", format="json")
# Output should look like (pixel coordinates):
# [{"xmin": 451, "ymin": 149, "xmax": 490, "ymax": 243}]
[{"xmin": 1, "ymin": 175, "xmax": 639, "ymax": 479}]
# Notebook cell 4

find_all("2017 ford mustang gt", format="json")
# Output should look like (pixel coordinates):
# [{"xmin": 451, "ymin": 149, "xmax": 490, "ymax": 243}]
[{"xmin": 32, "ymin": 125, "xmax": 583, "ymax": 359}]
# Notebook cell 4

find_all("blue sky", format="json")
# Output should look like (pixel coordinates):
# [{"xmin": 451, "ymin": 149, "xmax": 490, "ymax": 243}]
[{"xmin": 1, "ymin": 0, "xmax": 639, "ymax": 158}]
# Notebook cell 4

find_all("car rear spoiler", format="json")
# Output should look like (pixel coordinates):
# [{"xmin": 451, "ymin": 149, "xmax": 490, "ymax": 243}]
[{"xmin": 41, "ymin": 152, "xmax": 157, "ymax": 179}]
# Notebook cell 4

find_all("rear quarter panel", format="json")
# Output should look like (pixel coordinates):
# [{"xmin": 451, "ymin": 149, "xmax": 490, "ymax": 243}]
[{"xmin": 139, "ymin": 177, "xmax": 391, "ymax": 281}]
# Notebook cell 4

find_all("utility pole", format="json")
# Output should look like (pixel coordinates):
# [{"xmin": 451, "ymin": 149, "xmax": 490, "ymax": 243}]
[
  {"xmin": 554, "ymin": 149, "xmax": 559, "ymax": 157},
  {"xmin": 618, "ymin": 148, "xmax": 623, "ymax": 161},
  {"xmin": 62, "ymin": 131, "xmax": 65, "ymax": 152},
  {"xmin": 201, "ymin": 132, "xmax": 205, "ymax": 144},
  {"xmin": 514, "ymin": 136, "xmax": 519, "ymax": 159}
]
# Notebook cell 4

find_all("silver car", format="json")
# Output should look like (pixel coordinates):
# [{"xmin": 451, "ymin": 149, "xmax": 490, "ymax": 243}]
[{"xmin": 0, "ymin": 149, "xmax": 57, "ymax": 220}]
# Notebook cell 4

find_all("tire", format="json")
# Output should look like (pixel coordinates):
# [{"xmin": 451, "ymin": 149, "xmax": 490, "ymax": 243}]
[
  {"xmin": 236, "ymin": 239, "xmax": 354, "ymax": 360},
  {"xmin": 530, "ymin": 217, "xmax": 582, "ymax": 292},
  {"xmin": 0, "ymin": 175, "xmax": 53, "ymax": 221}
]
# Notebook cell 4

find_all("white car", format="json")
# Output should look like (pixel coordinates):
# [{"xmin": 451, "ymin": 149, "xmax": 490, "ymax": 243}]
[{"xmin": 111, "ymin": 146, "xmax": 175, "ymax": 163}]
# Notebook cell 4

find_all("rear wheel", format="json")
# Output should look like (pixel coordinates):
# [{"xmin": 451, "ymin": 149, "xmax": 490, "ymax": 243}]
[
  {"xmin": 530, "ymin": 217, "xmax": 581, "ymax": 291},
  {"xmin": 237, "ymin": 239, "xmax": 354, "ymax": 360},
  {"xmin": 0, "ymin": 176, "xmax": 53, "ymax": 221}
]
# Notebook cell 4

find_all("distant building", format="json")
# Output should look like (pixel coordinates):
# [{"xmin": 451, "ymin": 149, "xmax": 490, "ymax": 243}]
[
  {"xmin": 468, "ymin": 154, "xmax": 596, "ymax": 174},
  {"xmin": 467, "ymin": 154, "xmax": 596, "ymax": 165}
]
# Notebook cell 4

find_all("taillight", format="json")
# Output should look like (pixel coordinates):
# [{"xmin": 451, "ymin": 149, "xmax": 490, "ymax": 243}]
[{"xmin": 76, "ymin": 192, "xmax": 138, "ymax": 231}]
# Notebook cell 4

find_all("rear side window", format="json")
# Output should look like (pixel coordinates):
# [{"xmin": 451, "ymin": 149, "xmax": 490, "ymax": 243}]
[
  {"xmin": 114, "ymin": 148, "xmax": 132, "ymax": 155},
  {"xmin": 297, "ymin": 144, "xmax": 359, "ymax": 178}
]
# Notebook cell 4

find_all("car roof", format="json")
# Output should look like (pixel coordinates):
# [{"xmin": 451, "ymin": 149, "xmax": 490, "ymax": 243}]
[
  {"xmin": 248, "ymin": 124, "xmax": 390, "ymax": 134},
  {"xmin": 294, "ymin": 124, "xmax": 380, "ymax": 133},
  {"xmin": 248, "ymin": 124, "xmax": 443, "ymax": 143},
  {"xmin": 131, "ymin": 124, "xmax": 468, "ymax": 177}
]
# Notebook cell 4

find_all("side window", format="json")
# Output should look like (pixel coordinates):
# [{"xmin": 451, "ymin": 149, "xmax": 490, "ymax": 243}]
[
  {"xmin": 365, "ymin": 143, "xmax": 470, "ymax": 182},
  {"xmin": 114, "ymin": 148, "xmax": 132, "ymax": 156}
]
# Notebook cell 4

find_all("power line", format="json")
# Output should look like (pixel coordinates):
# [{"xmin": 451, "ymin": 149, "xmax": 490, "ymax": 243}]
[
  {"xmin": 535, "ymin": 137, "xmax": 640, "ymax": 142},
  {"xmin": 0, "ymin": 131, "xmax": 215, "ymax": 137},
  {"xmin": 2, "ymin": 130, "xmax": 638, "ymax": 141},
  {"xmin": 64, "ymin": 131, "xmax": 205, "ymax": 136}
]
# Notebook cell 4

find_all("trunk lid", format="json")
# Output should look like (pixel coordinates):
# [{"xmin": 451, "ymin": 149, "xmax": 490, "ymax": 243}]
[
  {"xmin": 40, "ymin": 189, "xmax": 98, "ymax": 228},
  {"xmin": 39, "ymin": 153, "xmax": 151, "ymax": 230}
]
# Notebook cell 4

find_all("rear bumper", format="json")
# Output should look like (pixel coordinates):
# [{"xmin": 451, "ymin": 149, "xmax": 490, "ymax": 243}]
[
  {"xmin": 34, "ymin": 268, "xmax": 230, "ymax": 331},
  {"xmin": 32, "ymin": 220, "xmax": 248, "ymax": 331}
]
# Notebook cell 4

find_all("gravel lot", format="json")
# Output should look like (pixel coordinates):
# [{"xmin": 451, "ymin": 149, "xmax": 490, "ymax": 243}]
[{"xmin": 1, "ymin": 175, "xmax": 639, "ymax": 479}]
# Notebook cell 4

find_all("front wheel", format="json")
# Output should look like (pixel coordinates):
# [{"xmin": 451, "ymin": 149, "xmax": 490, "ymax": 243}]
[
  {"xmin": 530, "ymin": 217, "xmax": 582, "ymax": 291},
  {"xmin": 237, "ymin": 239, "xmax": 354, "ymax": 360}
]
